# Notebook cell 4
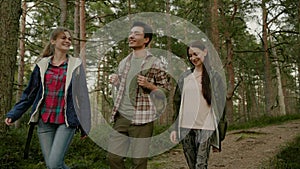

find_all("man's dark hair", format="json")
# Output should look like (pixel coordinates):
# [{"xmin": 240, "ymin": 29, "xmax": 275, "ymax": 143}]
[{"xmin": 131, "ymin": 21, "xmax": 153, "ymax": 47}]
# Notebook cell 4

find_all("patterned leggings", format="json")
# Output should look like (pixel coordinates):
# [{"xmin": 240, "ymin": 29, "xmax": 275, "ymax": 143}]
[{"xmin": 180, "ymin": 128, "xmax": 213, "ymax": 169}]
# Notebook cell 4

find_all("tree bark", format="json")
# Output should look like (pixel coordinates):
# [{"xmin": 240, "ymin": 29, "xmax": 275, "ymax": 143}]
[
  {"xmin": 270, "ymin": 38, "xmax": 286, "ymax": 116},
  {"xmin": 298, "ymin": 0, "xmax": 300, "ymax": 108},
  {"xmin": 225, "ymin": 34, "xmax": 235, "ymax": 123},
  {"xmin": 221, "ymin": 1, "xmax": 237, "ymax": 123},
  {"xmin": 59, "ymin": 0, "xmax": 67, "ymax": 27},
  {"xmin": 0, "ymin": 0, "xmax": 22, "ymax": 131},
  {"xmin": 74, "ymin": 0, "xmax": 80, "ymax": 58},
  {"xmin": 262, "ymin": 0, "xmax": 273, "ymax": 115},
  {"xmin": 14, "ymin": 0, "xmax": 27, "ymax": 128},
  {"xmin": 210, "ymin": 0, "xmax": 219, "ymax": 53},
  {"xmin": 80, "ymin": 0, "xmax": 86, "ymax": 69}
]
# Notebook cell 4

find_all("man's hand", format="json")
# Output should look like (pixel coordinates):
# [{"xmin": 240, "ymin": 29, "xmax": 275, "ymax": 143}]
[
  {"xmin": 109, "ymin": 74, "xmax": 119, "ymax": 86},
  {"xmin": 137, "ymin": 75, "xmax": 157, "ymax": 91},
  {"xmin": 170, "ymin": 131, "xmax": 178, "ymax": 144},
  {"xmin": 212, "ymin": 146, "xmax": 220, "ymax": 152}
]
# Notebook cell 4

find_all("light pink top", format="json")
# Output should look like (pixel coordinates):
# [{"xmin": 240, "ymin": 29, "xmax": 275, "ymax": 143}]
[{"xmin": 180, "ymin": 72, "xmax": 215, "ymax": 130}]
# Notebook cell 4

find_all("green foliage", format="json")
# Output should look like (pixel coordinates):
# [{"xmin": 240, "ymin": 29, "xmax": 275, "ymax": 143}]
[
  {"xmin": 1, "ymin": 127, "xmax": 44, "ymax": 169},
  {"xmin": 228, "ymin": 113, "xmax": 300, "ymax": 131},
  {"xmin": 66, "ymin": 136, "xmax": 109, "ymax": 169},
  {"xmin": 2, "ymin": 114, "xmax": 300, "ymax": 168},
  {"xmin": 3, "ymin": 0, "xmax": 300, "ymax": 168},
  {"xmin": 1, "ymin": 126, "xmax": 109, "ymax": 169},
  {"xmin": 266, "ymin": 134, "xmax": 300, "ymax": 169},
  {"xmin": 275, "ymin": 135, "xmax": 300, "ymax": 169}
]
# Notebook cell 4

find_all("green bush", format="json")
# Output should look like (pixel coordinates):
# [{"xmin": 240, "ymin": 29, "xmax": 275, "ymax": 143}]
[
  {"xmin": 273, "ymin": 135, "xmax": 300, "ymax": 169},
  {"xmin": 228, "ymin": 113, "xmax": 300, "ymax": 131},
  {"xmin": 1, "ymin": 126, "xmax": 109, "ymax": 169}
]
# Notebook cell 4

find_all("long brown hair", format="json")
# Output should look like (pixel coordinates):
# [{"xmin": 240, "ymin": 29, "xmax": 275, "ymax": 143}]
[
  {"xmin": 41, "ymin": 27, "xmax": 72, "ymax": 58},
  {"xmin": 187, "ymin": 40, "xmax": 211, "ymax": 105}
]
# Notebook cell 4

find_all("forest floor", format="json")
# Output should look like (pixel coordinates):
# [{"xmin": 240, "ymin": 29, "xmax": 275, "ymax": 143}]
[{"xmin": 148, "ymin": 119, "xmax": 300, "ymax": 169}]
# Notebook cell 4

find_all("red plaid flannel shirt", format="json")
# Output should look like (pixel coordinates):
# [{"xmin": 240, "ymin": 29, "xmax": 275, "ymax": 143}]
[{"xmin": 40, "ymin": 60, "xmax": 67, "ymax": 124}]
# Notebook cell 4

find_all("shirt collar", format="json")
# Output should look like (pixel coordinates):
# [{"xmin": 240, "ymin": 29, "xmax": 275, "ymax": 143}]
[{"xmin": 49, "ymin": 55, "xmax": 69, "ymax": 66}]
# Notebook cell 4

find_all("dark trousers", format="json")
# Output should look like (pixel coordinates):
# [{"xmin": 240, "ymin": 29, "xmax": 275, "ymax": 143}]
[
  {"xmin": 108, "ymin": 113, "xmax": 154, "ymax": 169},
  {"xmin": 180, "ymin": 128, "xmax": 213, "ymax": 169}
]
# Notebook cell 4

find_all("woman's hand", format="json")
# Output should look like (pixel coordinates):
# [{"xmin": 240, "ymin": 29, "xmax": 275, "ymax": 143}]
[
  {"xmin": 170, "ymin": 131, "xmax": 178, "ymax": 144},
  {"xmin": 5, "ymin": 118, "xmax": 13, "ymax": 126}
]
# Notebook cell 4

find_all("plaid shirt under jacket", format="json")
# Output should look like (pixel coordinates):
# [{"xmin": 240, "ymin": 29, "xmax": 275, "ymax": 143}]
[
  {"xmin": 111, "ymin": 51, "xmax": 170, "ymax": 125},
  {"xmin": 40, "ymin": 60, "xmax": 67, "ymax": 124}
]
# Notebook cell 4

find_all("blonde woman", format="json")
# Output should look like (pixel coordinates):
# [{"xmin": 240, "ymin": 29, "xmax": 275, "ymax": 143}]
[{"xmin": 5, "ymin": 27, "xmax": 90, "ymax": 169}]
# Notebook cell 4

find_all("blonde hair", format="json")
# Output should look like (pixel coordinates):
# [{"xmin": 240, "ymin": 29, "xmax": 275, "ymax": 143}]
[{"xmin": 41, "ymin": 27, "xmax": 72, "ymax": 58}]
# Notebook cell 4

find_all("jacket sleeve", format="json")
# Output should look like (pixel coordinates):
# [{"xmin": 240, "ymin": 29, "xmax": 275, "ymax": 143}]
[
  {"xmin": 210, "ymin": 70, "xmax": 227, "ymax": 151},
  {"xmin": 172, "ymin": 83, "xmax": 181, "ymax": 132},
  {"xmin": 6, "ymin": 66, "xmax": 41, "ymax": 122},
  {"xmin": 72, "ymin": 64, "xmax": 91, "ymax": 135}
]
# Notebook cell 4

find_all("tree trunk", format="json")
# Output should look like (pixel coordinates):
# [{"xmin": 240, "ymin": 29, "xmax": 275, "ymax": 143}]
[
  {"xmin": 220, "ymin": 1, "xmax": 237, "ymax": 123},
  {"xmin": 74, "ymin": 0, "xmax": 80, "ymax": 58},
  {"xmin": 80, "ymin": 0, "xmax": 86, "ymax": 69},
  {"xmin": 202, "ymin": 1, "xmax": 211, "ymax": 37},
  {"xmin": 0, "ymin": 0, "xmax": 22, "ymax": 131},
  {"xmin": 298, "ymin": 0, "xmax": 300, "ymax": 108},
  {"xmin": 249, "ymin": 79, "xmax": 259, "ymax": 119},
  {"xmin": 225, "ymin": 34, "xmax": 235, "ymax": 123},
  {"xmin": 59, "ymin": 0, "xmax": 67, "ymax": 27},
  {"xmin": 241, "ymin": 69, "xmax": 247, "ymax": 122},
  {"xmin": 160, "ymin": 0, "xmax": 173, "ymax": 125},
  {"xmin": 14, "ymin": 0, "xmax": 27, "ymax": 128},
  {"xmin": 281, "ymin": 73, "xmax": 290, "ymax": 114},
  {"xmin": 210, "ymin": 0, "xmax": 219, "ymax": 53},
  {"xmin": 262, "ymin": 0, "xmax": 273, "ymax": 115},
  {"xmin": 298, "ymin": 60, "xmax": 300, "ymax": 108},
  {"xmin": 270, "ymin": 38, "xmax": 286, "ymax": 116},
  {"xmin": 128, "ymin": 0, "xmax": 131, "ymax": 15}
]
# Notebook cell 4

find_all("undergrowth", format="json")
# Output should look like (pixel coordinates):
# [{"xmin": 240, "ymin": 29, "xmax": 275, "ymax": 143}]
[
  {"xmin": 1, "ymin": 113, "xmax": 300, "ymax": 168},
  {"xmin": 1, "ymin": 126, "xmax": 109, "ymax": 169},
  {"xmin": 228, "ymin": 113, "xmax": 300, "ymax": 131},
  {"xmin": 274, "ymin": 134, "xmax": 300, "ymax": 168},
  {"xmin": 265, "ymin": 134, "xmax": 300, "ymax": 169}
]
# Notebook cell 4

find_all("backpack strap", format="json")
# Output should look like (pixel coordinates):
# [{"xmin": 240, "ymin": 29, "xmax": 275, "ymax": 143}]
[{"xmin": 24, "ymin": 122, "xmax": 37, "ymax": 159}]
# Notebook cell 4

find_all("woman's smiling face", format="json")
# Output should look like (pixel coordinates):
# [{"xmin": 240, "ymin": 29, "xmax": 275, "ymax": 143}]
[
  {"xmin": 51, "ymin": 31, "xmax": 72, "ymax": 53},
  {"xmin": 188, "ymin": 47, "xmax": 207, "ymax": 67}
]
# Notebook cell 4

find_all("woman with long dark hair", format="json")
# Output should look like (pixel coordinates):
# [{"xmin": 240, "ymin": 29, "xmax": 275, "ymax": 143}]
[{"xmin": 170, "ymin": 40, "xmax": 226, "ymax": 169}]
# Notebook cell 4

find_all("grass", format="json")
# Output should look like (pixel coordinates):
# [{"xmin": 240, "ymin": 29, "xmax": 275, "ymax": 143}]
[
  {"xmin": 1, "ymin": 113, "xmax": 300, "ymax": 168},
  {"xmin": 264, "ymin": 134, "xmax": 300, "ymax": 169},
  {"xmin": 228, "ymin": 113, "xmax": 300, "ymax": 131},
  {"xmin": 275, "ymin": 135, "xmax": 300, "ymax": 168},
  {"xmin": 1, "ymin": 126, "xmax": 109, "ymax": 169}
]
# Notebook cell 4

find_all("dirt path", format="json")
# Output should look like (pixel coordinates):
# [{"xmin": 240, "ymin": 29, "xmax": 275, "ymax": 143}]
[{"xmin": 148, "ymin": 119, "xmax": 300, "ymax": 169}]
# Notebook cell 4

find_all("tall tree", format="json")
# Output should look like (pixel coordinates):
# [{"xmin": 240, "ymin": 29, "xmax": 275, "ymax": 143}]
[
  {"xmin": 270, "ymin": 37, "xmax": 286, "ymax": 115},
  {"xmin": 262, "ymin": 0, "xmax": 274, "ymax": 115},
  {"xmin": 221, "ymin": 2, "xmax": 237, "ymax": 123},
  {"xmin": 298, "ymin": 0, "xmax": 300, "ymax": 108},
  {"xmin": 74, "ymin": 0, "xmax": 80, "ymax": 58},
  {"xmin": 14, "ymin": 0, "xmax": 27, "ymax": 128},
  {"xmin": 0, "ymin": 0, "xmax": 22, "ymax": 131},
  {"xmin": 210, "ymin": 0, "xmax": 220, "ymax": 53},
  {"xmin": 80, "ymin": 0, "xmax": 86, "ymax": 69},
  {"xmin": 59, "ymin": 0, "xmax": 67, "ymax": 26}
]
